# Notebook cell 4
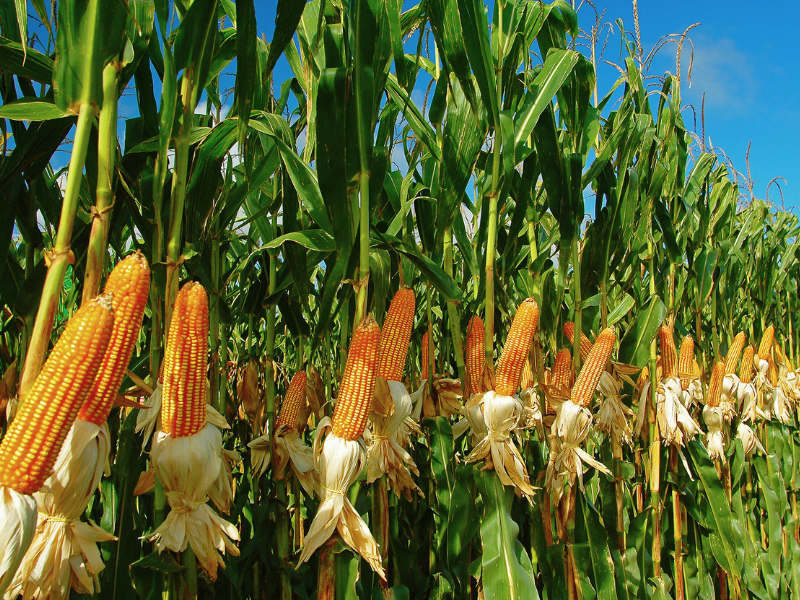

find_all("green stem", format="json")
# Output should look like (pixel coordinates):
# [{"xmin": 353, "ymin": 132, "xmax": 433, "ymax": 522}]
[
  {"xmin": 181, "ymin": 547, "xmax": 198, "ymax": 599},
  {"xmin": 19, "ymin": 102, "xmax": 94, "ymax": 398},
  {"xmin": 444, "ymin": 228, "xmax": 466, "ymax": 384},
  {"xmin": 572, "ymin": 238, "xmax": 583, "ymax": 372},
  {"xmin": 353, "ymin": 5, "xmax": 371, "ymax": 326},
  {"xmin": 82, "ymin": 62, "xmax": 119, "ymax": 303}
]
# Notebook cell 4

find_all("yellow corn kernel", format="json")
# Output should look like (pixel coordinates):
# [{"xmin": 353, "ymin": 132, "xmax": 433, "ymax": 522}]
[
  {"xmin": 332, "ymin": 316, "xmax": 381, "ymax": 441},
  {"xmin": 0, "ymin": 294, "xmax": 114, "ymax": 494},
  {"xmin": 767, "ymin": 357, "xmax": 777, "ymax": 386},
  {"xmin": 466, "ymin": 316, "xmax": 486, "ymax": 396},
  {"xmin": 563, "ymin": 321, "xmax": 592, "ymax": 363},
  {"xmin": 495, "ymin": 299, "xmax": 540, "ymax": 397},
  {"xmin": 659, "ymin": 325, "xmax": 677, "ymax": 379},
  {"xmin": 520, "ymin": 357, "xmax": 534, "ymax": 390},
  {"xmin": 78, "ymin": 251, "xmax": 150, "ymax": 425},
  {"xmin": 678, "ymin": 336, "xmax": 695, "ymax": 390},
  {"xmin": 706, "ymin": 361, "xmax": 725, "ymax": 408},
  {"xmin": 724, "ymin": 332, "xmax": 746, "ymax": 376},
  {"xmin": 277, "ymin": 371, "xmax": 308, "ymax": 430},
  {"xmin": 571, "ymin": 327, "xmax": 615, "ymax": 407},
  {"xmin": 758, "ymin": 325, "xmax": 774, "ymax": 359},
  {"xmin": 161, "ymin": 282, "xmax": 209, "ymax": 438},
  {"xmin": 739, "ymin": 345, "xmax": 755, "ymax": 383},
  {"xmin": 552, "ymin": 348, "xmax": 574, "ymax": 391},
  {"xmin": 375, "ymin": 288, "xmax": 415, "ymax": 382}
]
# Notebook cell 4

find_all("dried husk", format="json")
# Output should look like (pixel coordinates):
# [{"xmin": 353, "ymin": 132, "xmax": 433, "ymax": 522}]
[
  {"xmin": 0, "ymin": 488, "xmax": 37, "ymax": 595},
  {"xmin": 7, "ymin": 420, "xmax": 115, "ymax": 599},
  {"xmin": 432, "ymin": 378, "xmax": 464, "ymax": 417},
  {"xmin": 737, "ymin": 380, "xmax": 764, "ymax": 422},
  {"xmin": 720, "ymin": 374, "xmax": 740, "ymax": 424},
  {"xmin": 237, "ymin": 359, "xmax": 261, "ymax": 425},
  {"xmin": 465, "ymin": 391, "xmax": 535, "ymax": 499},
  {"xmin": 754, "ymin": 356, "xmax": 773, "ymax": 419},
  {"xmin": 736, "ymin": 422, "xmax": 765, "ymax": 457},
  {"xmin": 247, "ymin": 425, "xmax": 318, "ymax": 498},
  {"xmin": 545, "ymin": 399, "xmax": 611, "ymax": 504},
  {"xmin": 297, "ymin": 417, "xmax": 384, "ymax": 578},
  {"xmin": 367, "ymin": 380, "xmax": 423, "ymax": 501},
  {"xmin": 134, "ymin": 382, "xmax": 162, "ymax": 450},
  {"xmin": 637, "ymin": 377, "xmax": 701, "ymax": 446},
  {"xmin": 702, "ymin": 405, "xmax": 726, "ymax": 463},
  {"xmin": 519, "ymin": 385, "xmax": 545, "ymax": 439},
  {"xmin": 147, "ymin": 424, "xmax": 239, "ymax": 580},
  {"xmin": 595, "ymin": 371, "xmax": 633, "ymax": 449}
]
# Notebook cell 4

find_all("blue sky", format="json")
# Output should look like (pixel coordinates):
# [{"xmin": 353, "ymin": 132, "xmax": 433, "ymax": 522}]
[{"xmin": 253, "ymin": 0, "xmax": 800, "ymax": 211}]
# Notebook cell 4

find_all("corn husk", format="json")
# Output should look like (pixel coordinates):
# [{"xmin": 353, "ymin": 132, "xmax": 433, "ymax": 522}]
[
  {"xmin": 702, "ymin": 405, "xmax": 726, "ymax": 463},
  {"xmin": 6, "ymin": 420, "xmax": 115, "ymax": 599},
  {"xmin": 0, "ymin": 487, "xmax": 37, "ymax": 595},
  {"xmin": 147, "ymin": 424, "xmax": 239, "ymax": 580},
  {"xmin": 736, "ymin": 423, "xmax": 766, "ymax": 458},
  {"xmin": 297, "ymin": 417, "xmax": 384, "ymax": 578},
  {"xmin": 367, "ymin": 380, "xmax": 423, "ymax": 501},
  {"xmin": 432, "ymin": 378, "xmax": 464, "ymax": 418},
  {"xmin": 453, "ymin": 392, "xmax": 489, "ymax": 444},
  {"xmin": 135, "ymin": 382, "xmax": 162, "ymax": 450},
  {"xmin": 595, "ymin": 371, "xmax": 634, "ymax": 450},
  {"xmin": 545, "ymin": 399, "xmax": 611, "ymax": 504},
  {"xmin": 737, "ymin": 380, "xmax": 764, "ymax": 422},
  {"xmin": 637, "ymin": 377, "xmax": 701, "ymax": 447},
  {"xmin": 720, "ymin": 374, "xmax": 739, "ymax": 424},
  {"xmin": 770, "ymin": 384, "xmax": 793, "ymax": 424},
  {"xmin": 465, "ymin": 391, "xmax": 535, "ymax": 499},
  {"xmin": 754, "ymin": 356, "xmax": 773, "ymax": 419},
  {"xmin": 248, "ymin": 425, "xmax": 319, "ymax": 498},
  {"xmin": 519, "ymin": 385, "xmax": 545, "ymax": 440}
]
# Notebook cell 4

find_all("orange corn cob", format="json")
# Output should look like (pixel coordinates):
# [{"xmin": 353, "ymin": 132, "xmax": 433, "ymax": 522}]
[
  {"xmin": 678, "ymin": 336, "xmax": 695, "ymax": 390},
  {"xmin": 767, "ymin": 357, "xmax": 777, "ymax": 386},
  {"xmin": 724, "ymin": 332, "xmax": 746, "ymax": 376},
  {"xmin": 571, "ymin": 327, "xmax": 615, "ymax": 407},
  {"xmin": 375, "ymin": 288, "xmax": 415, "ymax": 382},
  {"xmin": 659, "ymin": 325, "xmax": 677, "ymax": 379},
  {"xmin": 78, "ymin": 252, "xmax": 150, "ymax": 425},
  {"xmin": 552, "ymin": 348, "xmax": 574, "ymax": 391},
  {"xmin": 758, "ymin": 325, "xmax": 774, "ymax": 360},
  {"xmin": 520, "ymin": 357, "xmax": 534, "ymax": 390},
  {"xmin": 466, "ymin": 316, "xmax": 486, "ymax": 396},
  {"xmin": 277, "ymin": 371, "xmax": 308, "ymax": 430},
  {"xmin": 706, "ymin": 361, "xmax": 726, "ymax": 408},
  {"xmin": 0, "ymin": 294, "xmax": 114, "ymax": 494},
  {"xmin": 495, "ymin": 299, "xmax": 540, "ymax": 396},
  {"xmin": 563, "ymin": 321, "xmax": 592, "ymax": 363},
  {"xmin": 161, "ymin": 282, "xmax": 209, "ymax": 438},
  {"xmin": 332, "ymin": 316, "xmax": 381, "ymax": 440},
  {"xmin": 421, "ymin": 332, "xmax": 430, "ymax": 379},
  {"xmin": 739, "ymin": 346, "xmax": 755, "ymax": 384}
]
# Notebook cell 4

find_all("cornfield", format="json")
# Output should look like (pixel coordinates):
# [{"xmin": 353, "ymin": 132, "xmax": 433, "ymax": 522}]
[{"xmin": 0, "ymin": 1, "xmax": 798, "ymax": 599}]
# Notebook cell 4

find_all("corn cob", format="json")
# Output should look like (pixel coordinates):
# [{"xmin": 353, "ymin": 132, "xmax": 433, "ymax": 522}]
[
  {"xmin": 571, "ymin": 327, "xmax": 615, "ymax": 407},
  {"xmin": 706, "ymin": 361, "xmax": 726, "ymax": 408},
  {"xmin": 758, "ymin": 325, "xmax": 774, "ymax": 359},
  {"xmin": 78, "ymin": 252, "xmax": 150, "ymax": 425},
  {"xmin": 659, "ymin": 324, "xmax": 677, "ymax": 379},
  {"xmin": 520, "ymin": 357, "xmax": 534, "ymax": 390},
  {"xmin": 495, "ymin": 299, "xmax": 540, "ymax": 397},
  {"xmin": 161, "ymin": 282, "xmax": 209, "ymax": 438},
  {"xmin": 466, "ymin": 316, "xmax": 486, "ymax": 396},
  {"xmin": 563, "ymin": 321, "xmax": 592, "ymax": 363},
  {"xmin": 552, "ymin": 348, "xmax": 574, "ymax": 391},
  {"xmin": 740, "ymin": 345, "xmax": 755, "ymax": 384},
  {"xmin": 421, "ymin": 332, "xmax": 430, "ymax": 379},
  {"xmin": 0, "ymin": 294, "xmax": 114, "ymax": 494},
  {"xmin": 276, "ymin": 371, "xmax": 308, "ymax": 430},
  {"xmin": 375, "ymin": 288, "xmax": 415, "ymax": 383},
  {"xmin": 678, "ymin": 336, "xmax": 695, "ymax": 390},
  {"xmin": 724, "ymin": 332, "xmax": 746, "ymax": 376},
  {"xmin": 767, "ymin": 357, "xmax": 778, "ymax": 386},
  {"xmin": 332, "ymin": 316, "xmax": 381, "ymax": 440}
]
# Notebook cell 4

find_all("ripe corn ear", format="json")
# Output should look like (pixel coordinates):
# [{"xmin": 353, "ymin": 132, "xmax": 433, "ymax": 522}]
[
  {"xmin": 332, "ymin": 316, "xmax": 381, "ymax": 440},
  {"xmin": 0, "ymin": 294, "xmax": 114, "ymax": 494},
  {"xmin": 724, "ymin": 332, "xmax": 746, "ymax": 375},
  {"xmin": 495, "ymin": 298, "xmax": 539, "ymax": 396},
  {"xmin": 563, "ymin": 321, "xmax": 592, "ymax": 363},
  {"xmin": 571, "ymin": 327, "xmax": 615, "ymax": 407},
  {"xmin": 659, "ymin": 325, "xmax": 677, "ymax": 379},
  {"xmin": 421, "ymin": 332, "xmax": 430, "ymax": 379},
  {"xmin": 552, "ymin": 348, "xmax": 574, "ymax": 391},
  {"xmin": 466, "ymin": 316, "xmax": 486, "ymax": 395},
  {"xmin": 758, "ymin": 325, "xmax": 774, "ymax": 359},
  {"xmin": 277, "ymin": 371, "xmax": 308, "ymax": 430},
  {"xmin": 78, "ymin": 251, "xmax": 150, "ymax": 425},
  {"xmin": 161, "ymin": 282, "xmax": 209, "ymax": 438},
  {"xmin": 706, "ymin": 362, "xmax": 726, "ymax": 408},
  {"xmin": 678, "ymin": 336, "xmax": 695, "ymax": 390},
  {"xmin": 740, "ymin": 346, "xmax": 755, "ymax": 384},
  {"xmin": 520, "ymin": 357, "xmax": 534, "ymax": 390},
  {"xmin": 375, "ymin": 288, "xmax": 415, "ymax": 382}
]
